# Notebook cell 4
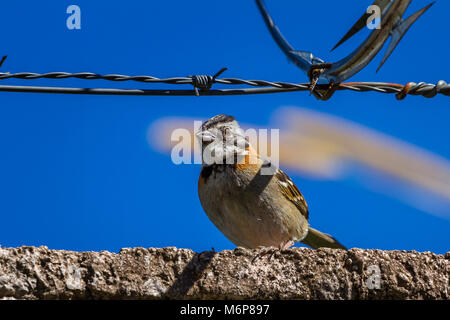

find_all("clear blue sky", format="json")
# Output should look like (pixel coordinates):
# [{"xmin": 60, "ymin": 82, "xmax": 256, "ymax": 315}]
[{"xmin": 0, "ymin": 0, "xmax": 448, "ymax": 254}]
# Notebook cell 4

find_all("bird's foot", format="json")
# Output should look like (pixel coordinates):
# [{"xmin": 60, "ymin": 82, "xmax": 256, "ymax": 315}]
[
  {"xmin": 251, "ymin": 240, "xmax": 295, "ymax": 263},
  {"xmin": 251, "ymin": 246, "xmax": 277, "ymax": 263},
  {"xmin": 279, "ymin": 240, "xmax": 295, "ymax": 250}
]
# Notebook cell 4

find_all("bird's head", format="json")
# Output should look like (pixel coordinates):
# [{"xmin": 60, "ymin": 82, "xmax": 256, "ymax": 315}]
[{"xmin": 196, "ymin": 114, "xmax": 249, "ymax": 165}]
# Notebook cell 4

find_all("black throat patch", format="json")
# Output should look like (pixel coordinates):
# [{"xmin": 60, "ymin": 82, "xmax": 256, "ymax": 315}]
[{"xmin": 200, "ymin": 164, "xmax": 232, "ymax": 183}]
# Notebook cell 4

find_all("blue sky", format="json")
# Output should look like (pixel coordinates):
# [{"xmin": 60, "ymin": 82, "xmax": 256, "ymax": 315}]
[{"xmin": 0, "ymin": 0, "xmax": 449, "ymax": 254}]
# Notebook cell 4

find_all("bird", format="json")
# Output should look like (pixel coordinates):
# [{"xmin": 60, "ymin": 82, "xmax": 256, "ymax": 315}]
[
  {"xmin": 255, "ymin": 0, "xmax": 434, "ymax": 84},
  {"xmin": 196, "ymin": 114, "xmax": 346, "ymax": 250}
]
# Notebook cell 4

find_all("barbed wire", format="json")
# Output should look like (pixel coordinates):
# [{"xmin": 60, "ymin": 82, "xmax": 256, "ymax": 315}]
[{"xmin": 0, "ymin": 68, "xmax": 448, "ymax": 100}]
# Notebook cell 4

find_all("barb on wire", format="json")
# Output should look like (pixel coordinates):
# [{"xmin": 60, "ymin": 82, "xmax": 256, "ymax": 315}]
[
  {"xmin": 0, "ymin": 56, "xmax": 7, "ymax": 68},
  {"xmin": 190, "ymin": 67, "xmax": 227, "ymax": 96}
]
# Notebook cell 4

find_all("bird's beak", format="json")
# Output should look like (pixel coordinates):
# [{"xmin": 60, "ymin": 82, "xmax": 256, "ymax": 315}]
[{"xmin": 196, "ymin": 130, "xmax": 215, "ymax": 143}]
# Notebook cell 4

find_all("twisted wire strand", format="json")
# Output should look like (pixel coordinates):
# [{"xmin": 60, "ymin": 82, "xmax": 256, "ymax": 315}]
[
  {"xmin": 0, "ymin": 71, "xmax": 448, "ymax": 99},
  {"xmin": 0, "ymin": 72, "xmax": 308, "ymax": 88}
]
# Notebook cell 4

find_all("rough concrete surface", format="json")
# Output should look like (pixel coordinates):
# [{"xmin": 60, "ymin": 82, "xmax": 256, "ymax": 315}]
[{"xmin": 0, "ymin": 246, "xmax": 449, "ymax": 300}]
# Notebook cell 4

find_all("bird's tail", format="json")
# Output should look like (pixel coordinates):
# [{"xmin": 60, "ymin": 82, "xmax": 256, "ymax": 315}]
[{"xmin": 301, "ymin": 227, "xmax": 347, "ymax": 250}]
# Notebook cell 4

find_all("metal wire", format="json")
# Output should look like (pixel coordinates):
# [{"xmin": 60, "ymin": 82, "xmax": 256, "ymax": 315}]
[
  {"xmin": 0, "ymin": 71, "xmax": 307, "ymax": 88},
  {"xmin": 0, "ymin": 70, "xmax": 448, "ymax": 100}
]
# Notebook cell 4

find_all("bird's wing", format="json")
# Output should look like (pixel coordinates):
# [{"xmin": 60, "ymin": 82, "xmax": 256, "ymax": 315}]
[
  {"xmin": 255, "ymin": 0, "xmax": 323, "ymax": 75},
  {"xmin": 376, "ymin": 2, "xmax": 434, "ymax": 72},
  {"xmin": 275, "ymin": 168, "xmax": 309, "ymax": 220},
  {"xmin": 331, "ymin": 0, "xmax": 393, "ymax": 51}
]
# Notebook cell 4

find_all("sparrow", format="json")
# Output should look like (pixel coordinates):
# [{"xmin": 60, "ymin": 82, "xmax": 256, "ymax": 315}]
[{"xmin": 196, "ymin": 114, "xmax": 346, "ymax": 250}]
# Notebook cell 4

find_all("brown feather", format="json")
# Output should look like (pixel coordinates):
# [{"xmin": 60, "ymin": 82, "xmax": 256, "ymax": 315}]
[{"xmin": 275, "ymin": 169, "xmax": 309, "ymax": 220}]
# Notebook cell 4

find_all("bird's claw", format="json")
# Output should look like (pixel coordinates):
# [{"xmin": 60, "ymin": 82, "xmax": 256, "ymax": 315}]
[{"xmin": 251, "ymin": 240, "xmax": 295, "ymax": 263}]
